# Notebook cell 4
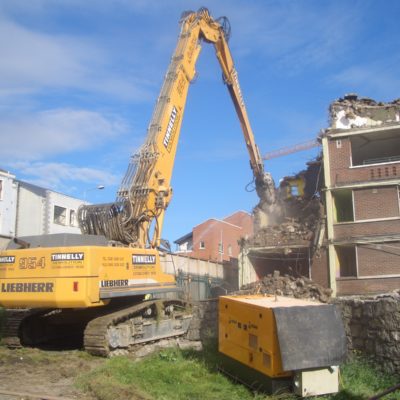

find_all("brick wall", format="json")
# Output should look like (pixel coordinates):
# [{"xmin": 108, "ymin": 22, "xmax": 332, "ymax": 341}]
[
  {"xmin": 191, "ymin": 220, "xmax": 239, "ymax": 262},
  {"xmin": 310, "ymin": 248, "xmax": 329, "ymax": 287},
  {"xmin": 354, "ymin": 186, "xmax": 399, "ymax": 220},
  {"xmin": 190, "ymin": 214, "xmax": 253, "ymax": 263},
  {"xmin": 357, "ymin": 243, "xmax": 400, "ymax": 276},
  {"xmin": 337, "ymin": 277, "xmax": 400, "ymax": 295},
  {"xmin": 223, "ymin": 211, "xmax": 253, "ymax": 234},
  {"xmin": 332, "ymin": 164, "xmax": 400, "ymax": 186},
  {"xmin": 329, "ymin": 138, "xmax": 352, "ymax": 184},
  {"xmin": 334, "ymin": 219, "xmax": 400, "ymax": 239},
  {"xmin": 328, "ymin": 137, "xmax": 400, "ymax": 185}
]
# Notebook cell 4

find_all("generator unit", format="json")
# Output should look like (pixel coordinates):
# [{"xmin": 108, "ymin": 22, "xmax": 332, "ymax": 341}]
[{"xmin": 219, "ymin": 295, "xmax": 347, "ymax": 396}]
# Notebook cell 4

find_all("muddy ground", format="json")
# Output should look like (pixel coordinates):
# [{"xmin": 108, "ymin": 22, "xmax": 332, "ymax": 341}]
[{"xmin": 0, "ymin": 347, "xmax": 102, "ymax": 400}]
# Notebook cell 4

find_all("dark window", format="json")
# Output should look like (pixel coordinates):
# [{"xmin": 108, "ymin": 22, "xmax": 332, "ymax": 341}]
[
  {"xmin": 336, "ymin": 246, "xmax": 357, "ymax": 277},
  {"xmin": 54, "ymin": 206, "xmax": 67, "ymax": 225},
  {"xmin": 333, "ymin": 190, "xmax": 354, "ymax": 222},
  {"xmin": 70, "ymin": 210, "xmax": 77, "ymax": 226}
]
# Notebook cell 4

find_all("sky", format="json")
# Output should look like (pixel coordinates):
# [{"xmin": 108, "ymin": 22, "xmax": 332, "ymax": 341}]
[{"xmin": 1, "ymin": 0, "xmax": 400, "ymax": 244}]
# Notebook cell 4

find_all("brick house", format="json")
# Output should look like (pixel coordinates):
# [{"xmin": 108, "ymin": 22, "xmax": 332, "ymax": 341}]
[
  {"xmin": 322, "ymin": 95, "xmax": 400, "ymax": 295},
  {"xmin": 174, "ymin": 211, "xmax": 253, "ymax": 262}
]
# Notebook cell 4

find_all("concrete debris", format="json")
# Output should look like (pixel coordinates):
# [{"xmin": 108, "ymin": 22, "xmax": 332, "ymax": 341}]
[
  {"xmin": 128, "ymin": 338, "xmax": 203, "ymax": 359},
  {"xmin": 253, "ymin": 171, "xmax": 281, "ymax": 230},
  {"xmin": 328, "ymin": 93, "xmax": 400, "ymax": 130},
  {"xmin": 236, "ymin": 270, "xmax": 333, "ymax": 303},
  {"xmin": 248, "ymin": 197, "xmax": 322, "ymax": 248},
  {"xmin": 250, "ymin": 219, "xmax": 313, "ymax": 247}
]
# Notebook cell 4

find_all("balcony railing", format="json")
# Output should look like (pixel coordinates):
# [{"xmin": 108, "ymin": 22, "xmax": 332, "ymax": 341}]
[{"xmin": 362, "ymin": 155, "xmax": 400, "ymax": 165}]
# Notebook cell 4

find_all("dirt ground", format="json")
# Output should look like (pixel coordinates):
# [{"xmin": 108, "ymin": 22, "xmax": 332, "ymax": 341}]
[{"xmin": 0, "ymin": 347, "xmax": 103, "ymax": 400}]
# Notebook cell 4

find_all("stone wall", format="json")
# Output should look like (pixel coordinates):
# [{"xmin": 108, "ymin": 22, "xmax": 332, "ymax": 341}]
[
  {"xmin": 335, "ymin": 292, "xmax": 400, "ymax": 374},
  {"xmin": 186, "ymin": 299, "xmax": 218, "ymax": 342}
]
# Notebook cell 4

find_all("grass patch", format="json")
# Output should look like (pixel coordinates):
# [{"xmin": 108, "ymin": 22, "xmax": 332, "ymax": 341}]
[
  {"xmin": 321, "ymin": 354, "xmax": 400, "ymax": 400},
  {"xmin": 0, "ymin": 346, "xmax": 93, "ymax": 365},
  {"xmin": 78, "ymin": 346, "xmax": 400, "ymax": 400},
  {"xmin": 78, "ymin": 344, "xmax": 267, "ymax": 400}
]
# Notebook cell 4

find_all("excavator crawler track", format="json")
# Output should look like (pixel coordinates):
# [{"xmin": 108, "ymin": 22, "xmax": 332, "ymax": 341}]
[
  {"xmin": 2, "ymin": 309, "xmax": 44, "ymax": 348},
  {"xmin": 3, "ymin": 300, "xmax": 191, "ymax": 356},
  {"xmin": 84, "ymin": 299, "xmax": 191, "ymax": 357}
]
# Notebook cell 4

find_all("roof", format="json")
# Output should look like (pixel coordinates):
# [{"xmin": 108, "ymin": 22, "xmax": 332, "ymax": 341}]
[
  {"xmin": 222, "ymin": 210, "xmax": 251, "ymax": 220},
  {"xmin": 174, "ymin": 231, "xmax": 193, "ymax": 245}
]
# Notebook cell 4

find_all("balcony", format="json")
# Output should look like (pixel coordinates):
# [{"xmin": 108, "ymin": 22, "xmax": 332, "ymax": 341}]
[{"xmin": 333, "ymin": 219, "xmax": 400, "ymax": 241}]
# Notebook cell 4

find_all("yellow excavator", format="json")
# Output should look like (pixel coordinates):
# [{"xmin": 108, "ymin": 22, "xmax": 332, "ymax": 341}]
[{"xmin": 0, "ymin": 8, "xmax": 275, "ymax": 356}]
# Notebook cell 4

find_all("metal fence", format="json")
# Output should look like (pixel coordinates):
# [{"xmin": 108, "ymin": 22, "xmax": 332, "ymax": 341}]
[{"xmin": 176, "ymin": 270, "xmax": 228, "ymax": 301}]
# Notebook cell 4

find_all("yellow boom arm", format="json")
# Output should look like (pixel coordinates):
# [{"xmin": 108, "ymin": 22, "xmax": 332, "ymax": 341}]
[{"xmin": 79, "ymin": 8, "xmax": 273, "ymax": 248}]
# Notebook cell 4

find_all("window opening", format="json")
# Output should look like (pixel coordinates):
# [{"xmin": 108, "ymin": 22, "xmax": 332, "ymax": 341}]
[
  {"xmin": 199, "ymin": 241, "xmax": 205, "ymax": 249},
  {"xmin": 290, "ymin": 185, "xmax": 299, "ymax": 196},
  {"xmin": 54, "ymin": 206, "xmax": 67, "ymax": 225},
  {"xmin": 336, "ymin": 246, "xmax": 357, "ymax": 277},
  {"xmin": 70, "ymin": 210, "xmax": 77, "ymax": 226},
  {"xmin": 333, "ymin": 190, "xmax": 354, "ymax": 222},
  {"xmin": 350, "ymin": 131, "xmax": 400, "ymax": 166}
]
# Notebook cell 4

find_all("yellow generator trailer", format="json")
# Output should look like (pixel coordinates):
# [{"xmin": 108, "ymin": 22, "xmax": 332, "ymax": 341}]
[{"xmin": 219, "ymin": 295, "xmax": 347, "ymax": 397}]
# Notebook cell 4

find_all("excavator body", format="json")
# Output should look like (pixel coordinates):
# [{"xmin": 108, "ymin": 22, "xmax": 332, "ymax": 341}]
[{"xmin": 0, "ymin": 241, "xmax": 174, "ymax": 309}]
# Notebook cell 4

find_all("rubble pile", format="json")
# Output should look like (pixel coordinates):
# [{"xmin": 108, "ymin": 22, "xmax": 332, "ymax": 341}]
[
  {"xmin": 249, "ymin": 218, "xmax": 314, "ymax": 247},
  {"xmin": 236, "ymin": 270, "xmax": 332, "ymax": 303},
  {"xmin": 248, "ymin": 197, "xmax": 322, "ymax": 248},
  {"xmin": 329, "ymin": 94, "xmax": 400, "ymax": 130}
]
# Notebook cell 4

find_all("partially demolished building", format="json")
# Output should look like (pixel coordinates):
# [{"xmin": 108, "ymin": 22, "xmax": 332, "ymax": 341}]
[
  {"xmin": 323, "ymin": 95, "xmax": 400, "ymax": 295},
  {"xmin": 239, "ymin": 160, "xmax": 329, "ymax": 291},
  {"xmin": 240, "ymin": 95, "xmax": 400, "ymax": 296}
]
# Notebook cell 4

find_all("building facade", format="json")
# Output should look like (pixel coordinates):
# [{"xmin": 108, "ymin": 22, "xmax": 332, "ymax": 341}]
[
  {"xmin": 0, "ymin": 170, "xmax": 18, "ymax": 239},
  {"xmin": 322, "ymin": 95, "xmax": 400, "ymax": 295},
  {"xmin": 174, "ymin": 211, "xmax": 253, "ymax": 262},
  {"xmin": 239, "ymin": 95, "xmax": 400, "ymax": 296},
  {"xmin": 0, "ymin": 170, "xmax": 86, "ymax": 245}
]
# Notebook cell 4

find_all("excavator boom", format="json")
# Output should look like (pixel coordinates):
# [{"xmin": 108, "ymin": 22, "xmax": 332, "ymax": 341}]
[{"xmin": 79, "ymin": 7, "xmax": 274, "ymax": 248}]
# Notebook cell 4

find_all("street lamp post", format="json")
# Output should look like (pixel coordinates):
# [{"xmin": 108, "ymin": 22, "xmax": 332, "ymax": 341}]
[{"xmin": 83, "ymin": 185, "xmax": 105, "ymax": 200}]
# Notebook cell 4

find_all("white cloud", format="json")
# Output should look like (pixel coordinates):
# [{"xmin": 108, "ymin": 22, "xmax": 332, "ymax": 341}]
[
  {"xmin": 10, "ymin": 161, "xmax": 120, "ymax": 192},
  {"xmin": 0, "ymin": 108, "xmax": 128, "ymax": 161},
  {"xmin": 0, "ymin": 16, "xmax": 152, "ymax": 101},
  {"xmin": 206, "ymin": 1, "xmax": 364, "ymax": 72}
]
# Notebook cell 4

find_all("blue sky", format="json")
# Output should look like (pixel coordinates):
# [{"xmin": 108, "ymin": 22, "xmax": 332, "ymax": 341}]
[{"xmin": 1, "ymin": 0, "xmax": 399, "ymax": 244}]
